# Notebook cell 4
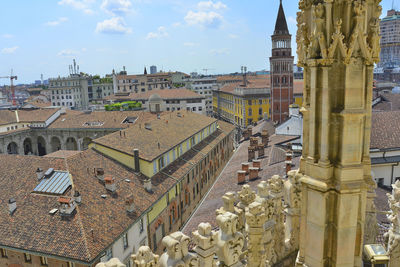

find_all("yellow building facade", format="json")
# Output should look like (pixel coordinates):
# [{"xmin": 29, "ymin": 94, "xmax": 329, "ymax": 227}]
[{"xmin": 213, "ymin": 79, "xmax": 271, "ymax": 128}]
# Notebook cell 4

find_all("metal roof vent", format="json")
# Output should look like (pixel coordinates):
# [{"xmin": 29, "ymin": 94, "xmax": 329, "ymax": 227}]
[
  {"xmin": 144, "ymin": 123, "xmax": 152, "ymax": 130},
  {"xmin": 8, "ymin": 198, "xmax": 16, "ymax": 215}
]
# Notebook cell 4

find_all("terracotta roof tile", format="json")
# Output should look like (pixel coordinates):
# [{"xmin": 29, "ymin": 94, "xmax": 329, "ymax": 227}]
[
  {"xmin": 107, "ymin": 89, "xmax": 204, "ymax": 101},
  {"xmin": 0, "ymin": 148, "xmax": 178, "ymax": 263},
  {"xmin": 371, "ymin": 110, "xmax": 400, "ymax": 149},
  {"xmin": 219, "ymin": 78, "xmax": 271, "ymax": 94},
  {"xmin": 49, "ymin": 110, "xmax": 161, "ymax": 129},
  {"xmin": 92, "ymin": 111, "xmax": 218, "ymax": 162}
]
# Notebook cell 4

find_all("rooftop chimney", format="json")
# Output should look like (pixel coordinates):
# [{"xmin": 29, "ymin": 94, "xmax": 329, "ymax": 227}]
[
  {"xmin": 125, "ymin": 195, "xmax": 135, "ymax": 213},
  {"xmin": 74, "ymin": 191, "xmax": 81, "ymax": 204},
  {"xmin": 105, "ymin": 176, "xmax": 116, "ymax": 192},
  {"xmin": 144, "ymin": 179, "xmax": 152, "ymax": 193},
  {"xmin": 134, "ymin": 149, "xmax": 140, "ymax": 173},
  {"xmin": 8, "ymin": 198, "xmax": 16, "ymax": 215},
  {"xmin": 58, "ymin": 196, "xmax": 76, "ymax": 216},
  {"xmin": 96, "ymin": 168, "xmax": 105, "ymax": 182},
  {"xmin": 36, "ymin": 168, "xmax": 44, "ymax": 181}
]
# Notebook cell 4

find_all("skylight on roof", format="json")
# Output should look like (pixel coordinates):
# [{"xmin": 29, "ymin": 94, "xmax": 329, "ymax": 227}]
[
  {"xmin": 123, "ymin": 116, "xmax": 138, "ymax": 124},
  {"xmin": 83, "ymin": 121, "xmax": 104, "ymax": 127},
  {"xmin": 33, "ymin": 170, "xmax": 71, "ymax": 195}
]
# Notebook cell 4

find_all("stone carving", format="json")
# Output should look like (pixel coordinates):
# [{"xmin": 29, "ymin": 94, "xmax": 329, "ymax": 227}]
[
  {"xmin": 106, "ymin": 177, "xmax": 302, "ymax": 267},
  {"xmin": 159, "ymin": 232, "xmax": 199, "ymax": 267},
  {"xmin": 192, "ymin": 223, "xmax": 218, "ymax": 267},
  {"xmin": 283, "ymin": 170, "xmax": 302, "ymax": 251},
  {"xmin": 245, "ymin": 202, "xmax": 267, "ymax": 267},
  {"xmin": 132, "ymin": 246, "xmax": 160, "ymax": 267},
  {"xmin": 216, "ymin": 212, "xmax": 245, "ymax": 267},
  {"xmin": 297, "ymin": 0, "xmax": 381, "ymax": 66},
  {"xmin": 386, "ymin": 180, "xmax": 400, "ymax": 267},
  {"xmin": 96, "ymin": 258, "xmax": 126, "ymax": 267}
]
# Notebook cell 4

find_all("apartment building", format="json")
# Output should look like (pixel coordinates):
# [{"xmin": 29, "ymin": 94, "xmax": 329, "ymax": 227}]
[
  {"xmin": 380, "ymin": 9, "xmax": 400, "ymax": 68},
  {"xmin": 114, "ymin": 71, "xmax": 188, "ymax": 93},
  {"xmin": 185, "ymin": 76, "xmax": 217, "ymax": 116},
  {"xmin": 106, "ymin": 89, "xmax": 206, "ymax": 115},
  {"xmin": 213, "ymin": 76, "xmax": 271, "ymax": 128}
]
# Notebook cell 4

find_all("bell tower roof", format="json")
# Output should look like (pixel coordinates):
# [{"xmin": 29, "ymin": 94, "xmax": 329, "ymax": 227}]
[{"xmin": 273, "ymin": 0, "xmax": 289, "ymax": 35}]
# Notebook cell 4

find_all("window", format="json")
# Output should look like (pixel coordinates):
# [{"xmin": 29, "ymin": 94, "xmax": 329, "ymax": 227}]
[
  {"xmin": 1, "ymin": 248, "xmax": 7, "ymax": 258},
  {"xmin": 40, "ymin": 256, "xmax": 48, "ymax": 266},
  {"xmin": 24, "ymin": 253, "xmax": 32, "ymax": 263},
  {"xmin": 153, "ymin": 161, "xmax": 157, "ymax": 174},
  {"xmin": 259, "ymin": 108, "xmax": 263, "ymax": 115},
  {"xmin": 248, "ymin": 108, "xmax": 252, "ymax": 116},
  {"xmin": 106, "ymin": 248, "xmax": 113, "ymax": 261},
  {"xmin": 158, "ymin": 156, "xmax": 165, "ymax": 169},
  {"xmin": 123, "ymin": 233, "xmax": 129, "ymax": 250},
  {"xmin": 68, "ymin": 262, "xmax": 75, "ymax": 267},
  {"xmin": 248, "ymin": 100, "xmax": 252, "ymax": 105},
  {"xmin": 138, "ymin": 218, "xmax": 144, "ymax": 233}
]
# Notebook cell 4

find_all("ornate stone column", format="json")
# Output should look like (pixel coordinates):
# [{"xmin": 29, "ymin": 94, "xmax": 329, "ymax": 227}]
[
  {"xmin": 386, "ymin": 180, "xmax": 400, "ymax": 267},
  {"xmin": 192, "ymin": 223, "xmax": 218, "ymax": 267},
  {"xmin": 131, "ymin": 246, "xmax": 160, "ymax": 267},
  {"xmin": 245, "ymin": 202, "xmax": 267, "ymax": 267},
  {"xmin": 215, "ymin": 212, "xmax": 244, "ymax": 267},
  {"xmin": 284, "ymin": 170, "xmax": 301, "ymax": 252},
  {"xmin": 295, "ymin": 0, "xmax": 382, "ymax": 266}
]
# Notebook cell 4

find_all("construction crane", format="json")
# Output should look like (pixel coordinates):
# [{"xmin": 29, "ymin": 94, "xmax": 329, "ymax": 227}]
[{"xmin": 0, "ymin": 69, "xmax": 18, "ymax": 106}]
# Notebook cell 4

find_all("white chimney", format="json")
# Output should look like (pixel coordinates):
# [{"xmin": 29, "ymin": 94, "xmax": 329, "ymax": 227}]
[
  {"xmin": 105, "ymin": 176, "xmax": 116, "ymax": 192},
  {"xmin": 74, "ymin": 191, "xmax": 81, "ymax": 204},
  {"xmin": 144, "ymin": 179, "xmax": 152, "ymax": 193},
  {"xmin": 36, "ymin": 168, "xmax": 44, "ymax": 180},
  {"xmin": 8, "ymin": 198, "xmax": 16, "ymax": 214}
]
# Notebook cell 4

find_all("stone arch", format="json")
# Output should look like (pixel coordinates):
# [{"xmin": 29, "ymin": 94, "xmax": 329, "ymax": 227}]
[
  {"xmin": 50, "ymin": 136, "xmax": 62, "ymax": 152},
  {"xmin": 66, "ymin": 137, "xmax": 78, "ymax": 150},
  {"xmin": 82, "ymin": 137, "xmax": 92, "ymax": 150},
  {"xmin": 7, "ymin": 142, "xmax": 18, "ymax": 154},
  {"xmin": 23, "ymin": 138, "xmax": 33, "ymax": 155},
  {"xmin": 37, "ymin": 136, "xmax": 47, "ymax": 156}
]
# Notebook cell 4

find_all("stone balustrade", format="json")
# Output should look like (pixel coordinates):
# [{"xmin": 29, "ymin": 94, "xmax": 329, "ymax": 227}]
[{"xmin": 97, "ymin": 171, "xmax": 302, "ymax": 267}]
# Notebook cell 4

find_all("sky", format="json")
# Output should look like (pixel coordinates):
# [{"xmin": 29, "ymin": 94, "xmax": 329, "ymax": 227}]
[{"xmin": 0, "ymin": 0, "xmax": 397, "ymax": 84}]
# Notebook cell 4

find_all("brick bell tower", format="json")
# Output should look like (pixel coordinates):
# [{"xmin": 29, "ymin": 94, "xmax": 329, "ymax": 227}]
[{"xmin": 270, "ymin": 0, "xmax": 294, "ymax": 123}]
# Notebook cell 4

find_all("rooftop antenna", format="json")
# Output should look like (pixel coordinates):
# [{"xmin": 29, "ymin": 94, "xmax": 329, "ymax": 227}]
[
  {"xmin": 241, "ymin": 66, "xmax": 247, "ymax": 86},
  {"xmin": 77, "ymin": 65, "xmax": 79, "ymax": 74},
  {"xmin": 73, "ymin": 59, "xmax": 77, "ymax": 74}
]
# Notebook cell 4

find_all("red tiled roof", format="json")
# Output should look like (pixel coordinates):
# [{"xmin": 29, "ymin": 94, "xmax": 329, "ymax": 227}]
[
  {"xmin": 107, "ymin": 89, "xmax": 204, "ymax": 101},
  {"xmin": 219, "ymin": 78, "xmax": 270, "ymax": 94}
]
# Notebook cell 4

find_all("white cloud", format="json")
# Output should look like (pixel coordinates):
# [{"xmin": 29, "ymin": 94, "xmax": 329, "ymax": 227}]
[
  {"xmin": 146, "ymin": 26, "xmax": 168, "ymax": 39},
  {"xmin": 95, "ymin": 17, "xmax": 132, "ymax": 34},
  {"xmin": 172, "ymin": 22, "xmax": 181, "ymax": 27},
  {"xmin": 58, "ymin": 0, "xmax": 95, "ymax": 14},
  {"xmin": 2, "ymin": 34, "xmax": 14, "ymax": 39},
  {"xmin": 185, "ymin": 10, "xmax": 223, "ymax": 28},
  {"xmin": 183, "ymin": 42, "xmax": 198, "ymax": 47},
  {"xmin": 57, "ymin": 49, "xmax": 79, "ymax": 57},
  {"xmin": 81, "ymin": 47, "xmax": 87, "ymax": 52},
  {"xmin": 101, "ymin": 0, "xmax": 132, "ymax": 16},
  {"xmin": 45, "ymin": 17, "xmax": 68, "ymax": 26},
  {"xmin": 1, "ymin": 46, "xmax": 18, "ymax": 54},
  {"xmin": 228, "ymin": 33, "xmax": 238, "ymax": 39},
  {"xmin": 210, "ymin": 48, "xmax": 229, "ymax": 55},
  {"xmin": 197, "ymin": 1, "xmax": 227, "ymax": 11}
]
